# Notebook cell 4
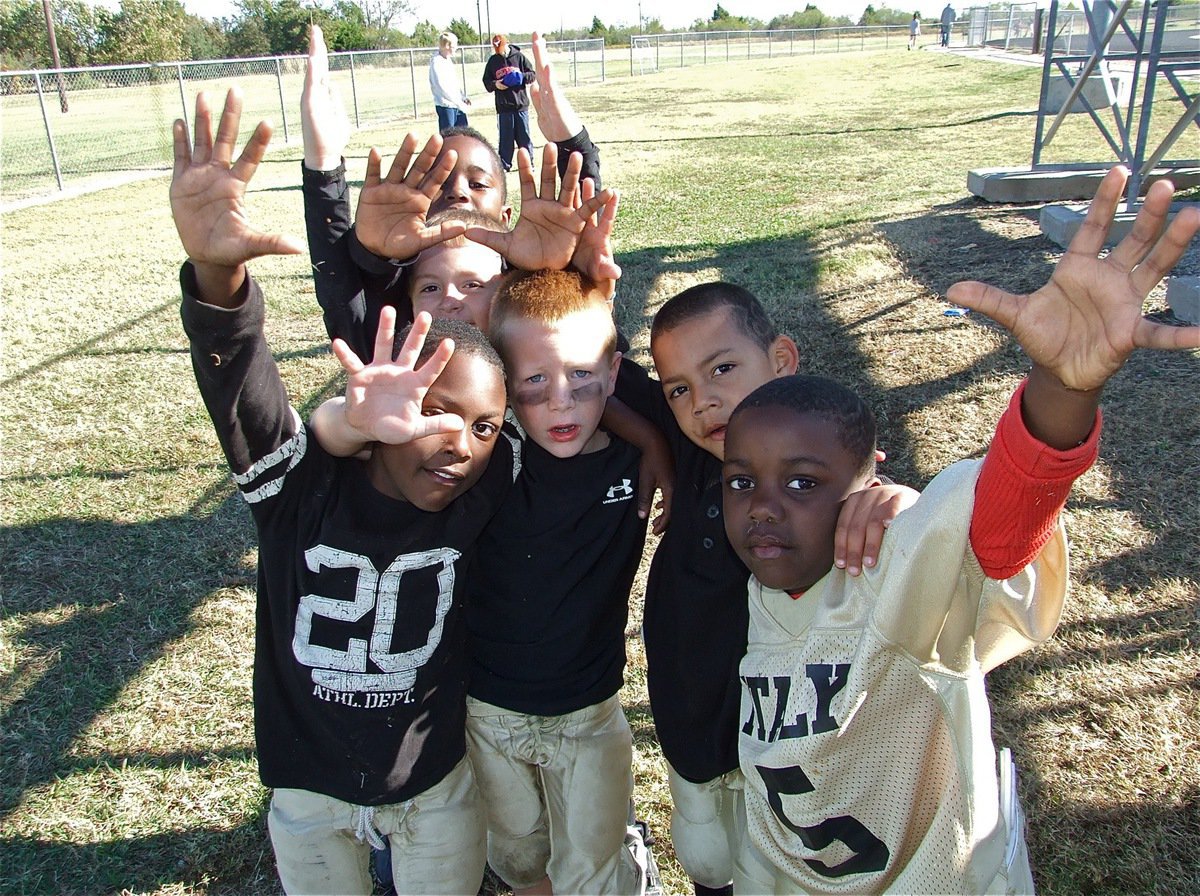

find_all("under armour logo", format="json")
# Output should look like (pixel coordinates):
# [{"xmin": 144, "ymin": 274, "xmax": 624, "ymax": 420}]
[{"xmin": 606, "ymin": 479, "xmax": 634, "ymax": 500}]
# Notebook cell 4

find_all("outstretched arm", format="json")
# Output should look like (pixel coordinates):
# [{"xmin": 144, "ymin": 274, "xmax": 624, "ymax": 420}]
[
  {"xmin": 301, "ymin": 24, "xmax": 351, "ymax": 172},
  {"xmin": 311, "ymin": 308, "xmax": 466, "ymax": 456},
  {"xmin": 530, "ymin": 31, "xmax": 602, "ymax": 187},
  {"xmin": 951, "ymin": 166, "xmax": 1199, "ymax": 576},
  {"xmin": 949, "ymin": 166, "xmax": 1199, "ymax": 447},
  {"xmin": 170, "ymin": 88, "xmax": 303, "ymax": 307}
]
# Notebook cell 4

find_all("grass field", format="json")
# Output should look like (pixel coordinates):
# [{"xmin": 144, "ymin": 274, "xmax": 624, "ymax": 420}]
[{"xmin": 2, "ymin": 48, "xmax": 1198, "ymax": 895}]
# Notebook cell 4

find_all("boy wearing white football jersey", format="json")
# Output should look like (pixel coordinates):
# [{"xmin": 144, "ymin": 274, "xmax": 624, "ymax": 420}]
[{"xmin": 720, "ymin": 168, "xmax": 1198, "ymax": 894}]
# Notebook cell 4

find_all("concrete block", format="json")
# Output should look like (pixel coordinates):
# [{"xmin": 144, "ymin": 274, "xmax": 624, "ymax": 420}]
[
  {"xmin": 1041, "ymin": 72, "xmax": 1131, "ymax": 114},
  {"xmin": 1039, "ymin": 201, "xmax": 1198, "ymax": 248},
  {"xmin": 1167, "ymin": 276, "xmax": 1200, "ymax": 325},
  {"xmin": 968, "ymin": 167, "xmax": 1200, "ymax": 203}
]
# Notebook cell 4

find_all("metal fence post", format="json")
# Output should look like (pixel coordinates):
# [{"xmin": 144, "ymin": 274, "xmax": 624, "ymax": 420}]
[
  {"xmin": 349, "ymin": 52, "xmax": 361, "ymax": 128},
  {"xmin": 34, "ymin": 72, "xmax": 64, "ymax": 191},
  {"xmin": 726, "ymin": 31, "xmax": 730, "ymax": 61},
  {"xmin": 573, "ymin": 41, "xmax": 579, "ymax": 86},
  {"xmin": 410, "ymin": 50, "xmax": 418, "ymax": 119},
  {"xmin": 680, "ymin": 32, "xmax": 684, "ymax": 68},
  {"xmin": 703, "ymin": 31, "xmax": 708, "ymax": 63},
  {"xmin": 274, "ymin": 57, "xmax": 288, "ymax": 142},
  {"xmin": 600, "ymin": 41, "xmax": 605, "ymax": 81},
  {"xmin": 176, "ymin": 62, "xmax": 187, "ymax": 128}
]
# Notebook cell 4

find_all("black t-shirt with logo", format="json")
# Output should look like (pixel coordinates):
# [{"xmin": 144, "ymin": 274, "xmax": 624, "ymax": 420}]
[
  {"xmin": 467, "ymin": 434, "xmax": 647, "ymax": 716},
  {"xmin": 181, "ymin": 265, "xmax": 515, "ymax": 806},
  {"xmin": 615, "ymin": 359, "xmax": 748, "ymax": 784}
]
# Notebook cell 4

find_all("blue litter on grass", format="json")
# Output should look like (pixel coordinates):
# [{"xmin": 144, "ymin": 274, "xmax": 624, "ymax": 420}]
[{"xmin": 943, "ymin": 307, "xmax": 969, "ymax": 317}]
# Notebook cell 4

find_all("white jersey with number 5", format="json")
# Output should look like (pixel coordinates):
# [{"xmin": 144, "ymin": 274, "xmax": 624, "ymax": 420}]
[{"xmin": 738, "ymin": 460, "xmax": 1065, "ymax": 895}]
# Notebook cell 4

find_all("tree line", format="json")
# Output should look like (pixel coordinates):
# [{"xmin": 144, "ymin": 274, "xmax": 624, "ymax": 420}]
[{"xmin": 0, "ymin": 1, "xmax": 929, "ymax": 70}]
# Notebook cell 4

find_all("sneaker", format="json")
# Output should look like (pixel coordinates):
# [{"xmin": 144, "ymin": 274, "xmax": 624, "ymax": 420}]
[{"xmin": 625, "ymin": 819, "xmax": 665, "ymax": 896}]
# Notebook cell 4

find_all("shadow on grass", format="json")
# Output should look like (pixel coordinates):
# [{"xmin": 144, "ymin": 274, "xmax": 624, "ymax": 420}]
[{"xmin": 3, "ymin": 209, "xmax": 1195, "ymax": 893}]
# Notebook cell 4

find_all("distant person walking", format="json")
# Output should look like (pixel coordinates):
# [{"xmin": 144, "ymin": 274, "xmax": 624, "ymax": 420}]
[
  {"xmin": 482, "ymin": 33, "xmax": 535, "ymax": 173},
  {"xmin": 940, "ymin": 3, "xmax": 956, "ymax": 47},
  {"xmin": 908, "ymin": 12, "xmax": 922, "ymax": 50},
  {"xmin": 429, "ymin": 32, "xmax": 471, "ymax": 130}
]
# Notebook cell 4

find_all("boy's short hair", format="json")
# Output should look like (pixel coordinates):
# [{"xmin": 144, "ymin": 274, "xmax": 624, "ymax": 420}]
[
  {"xmin": 440, "ymin": 125, "xmax": 507, "ymax": 206},
  {"xmin": 651, "ymin": 282, "xmax": 778, "ymax": 351},
  {"xmin": 488, "ymin": 269, "xmax": 615, "ymax": 364},
  {"xmin": 396, "ymin": 317, "xmax": 506, "ymax": 379},
  {"xmin": 732, "ymin": 374, "xmax": 877, "ymax": 479},
  {"xmin": 400, "ymin": 209, "xmax": 509, "ymax": 298},
  {"xmin": 438, "ymin": 32, "xmax": 457, "ymax": 50}
]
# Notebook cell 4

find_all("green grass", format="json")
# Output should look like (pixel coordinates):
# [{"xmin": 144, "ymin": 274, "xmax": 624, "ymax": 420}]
[{"xmin": 3, "ymin": 49, "xmax": 1198, "ymax": 895}]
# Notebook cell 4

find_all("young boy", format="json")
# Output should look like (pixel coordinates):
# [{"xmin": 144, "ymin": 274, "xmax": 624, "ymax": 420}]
[
  {"xmin": 614, "ymin": 285, "xmax": 912, "ymax": 895},
  {"xmin": 315, "ymin": 268, "xmax": 657, "ymax": 894},
  {"xmin": 722, "ymin": 167, "xmax": 1199, "ymax": 894},
  {"xmin": 472, "ymin": 268, "xmax": 651, "ymax": 894},
  {"xmin": 172, "ymin": 88, "xmax": 518, "ymax": 895}
]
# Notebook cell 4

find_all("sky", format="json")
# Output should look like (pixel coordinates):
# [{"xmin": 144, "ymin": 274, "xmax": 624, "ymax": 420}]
[{"xmin": 169, "ymin": 0, "xmax": 966, "ymax": 33}]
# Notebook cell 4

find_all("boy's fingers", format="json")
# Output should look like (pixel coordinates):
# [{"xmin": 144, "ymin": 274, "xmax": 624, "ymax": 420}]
[
  {"xmin": 945, "ymin": 280, "xmax": 1019, "ymax": 329},
  {"xmin": 191, "ymin": 91, "xmax": 214, "ymax": 164},
  {"xmin": 1129, "ymin": 203, "xmax": 1200, "ymax": 297},
  {"xmin": 578, "ymin": 187, "xmax": 615, "ymax": 223},
  {"xmin": 1108, "ymin": 178, "xmax": 1174, "ymax": 272},
  {"xmin": 516, "ymin": 148, "xmax": 536, "ymax": 200},
  {"xmin": 363, "ymin": 147, "xmax": 383, "ymax": 187},
  {"xmin": 1071, "ymin": 166, "xmax": 1127, "ymax": 258},
  {"xmin": 418, "ymin": 147, "xmax": 458, "ymax": 198},
  {"xmin": 1133, "ymin": 318, "xmax": 1200, "ymax": 353},
  {"xmin": 246, "ymin": 231, "xmax": 305, "ymax": 258},
  {"xmin": 557, "ymin": 148, "xmax": 581, "ymax": 206},
  {"xmin": 462, "ymin": 225, "xmax": 509, "ymax": 256},
  {"xmin": 540, "ymin": 143, "xmax": 558, "ymax": 198},
  {"xmin": 405, "ymin": 133, "xmax": 444, "ymax": 185},
  {"xmin": 374, "ymin": 304, "xmax": 399, "ymax": 364},
  {"xmin": 416, "ymin": 336, "xmax": 456, "ymax": 388},
  {"xmin": 394, "ymin": 308, "xmax": 429, "ymax": 369},
  {"xmin": 331, "ymin": 338, "xmax": 365, "ymax": 375},
  {"xmin": 171, "ymin": 119, "xmax": 191, "ymax": 176},
  {"xmin": 414, "ymin": 412, "xmax": 466, "ymax": 440},
  {"xmin": 212, "ymin": 87, "xmax": 244, "ymax": 167},
  {"xmin": 427, "ymin": 221, "xmax": 469, "ymax": 246},
  {"xmin": 230, "ymin": 119, "xmax": 273, "ymax": 184},
  {"xmin": 385, "ymin": 134, "xmax": 421, "ymax": 184}
]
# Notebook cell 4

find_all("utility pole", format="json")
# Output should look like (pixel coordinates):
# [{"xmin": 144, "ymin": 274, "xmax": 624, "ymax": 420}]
[
  {"xmin": 41, "ymin": 0, "xmax": 68, "ymax": 112},
  {"xmin": 476, "ymin": 0, "xmax": 482, "ymax": 44}
]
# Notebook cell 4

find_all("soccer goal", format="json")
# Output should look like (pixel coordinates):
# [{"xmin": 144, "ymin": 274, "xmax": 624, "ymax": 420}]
[{"xmin": 631, "ymin": 36, "xmax": 658, "ymax": 76}]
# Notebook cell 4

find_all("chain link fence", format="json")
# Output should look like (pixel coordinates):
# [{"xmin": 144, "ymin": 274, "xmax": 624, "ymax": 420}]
[
  {"xmin": 5, "ymin": 8, "xmax": 1196, "ymax": 207},
  {"xmin": 0, "ymin": 38, "xmax": 606, "ymax": 206}
]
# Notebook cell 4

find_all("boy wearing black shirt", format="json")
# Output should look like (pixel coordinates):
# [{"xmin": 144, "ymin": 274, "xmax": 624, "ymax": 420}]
[
  {"xmin": 615, "ymin": 285, "xmax": 914, "ymax": 895},
  {"xmin": 172, "ymin": 89, "xmax": 516, "ymax": 895},
  {"xmin": 468, "ymin": 268, "xmax": 648, "ymax": 894}
]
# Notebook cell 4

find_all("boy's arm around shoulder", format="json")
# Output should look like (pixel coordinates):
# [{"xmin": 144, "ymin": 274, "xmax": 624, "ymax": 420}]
[{"xmin": 172, "ymin": 87, "xmax": 305, "ymax": 477}]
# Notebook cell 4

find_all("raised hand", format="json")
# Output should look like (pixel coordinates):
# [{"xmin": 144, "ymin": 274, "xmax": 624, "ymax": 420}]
[
  {"xmin": 948, "ymin": 167, "xmax": 1200, "ymax": 393},
  {"xmin": 465, "ymin": 143, "xmax": 615, "ymax": 271},
  {"xmin": 572, "ymin": 177, "xmax": 622, "ymax": 292},
  {"xmin": 170, "ymin": 88, "xmax": 303, "ymax": 273},
  {"xmin": 331, "ymin": 308, "xmax": 465, "ymax": 445},
  {"xmin": 354, "ymin": 133, "xmax": 469, "ymax": 261},
  {"xmin": 529, "ymin": 31, "xmax": 584, "ymax": 143},
  {"xmin": 301, "ymin": 24, "xmax": 351, "ymax": 171}
]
